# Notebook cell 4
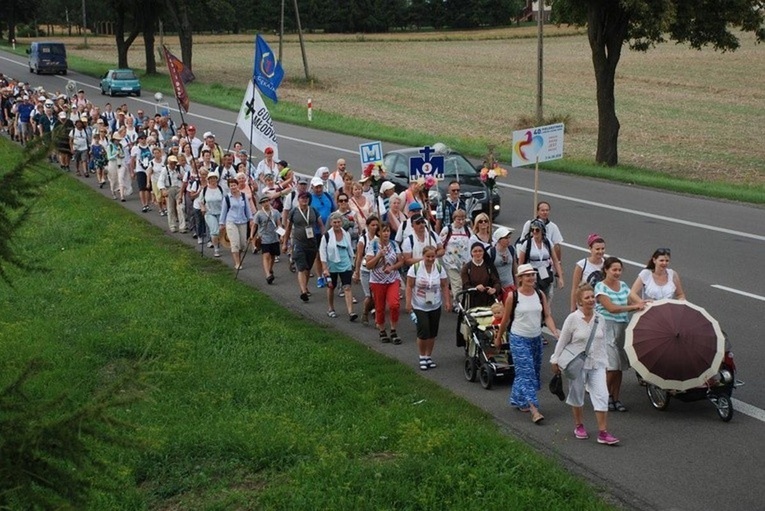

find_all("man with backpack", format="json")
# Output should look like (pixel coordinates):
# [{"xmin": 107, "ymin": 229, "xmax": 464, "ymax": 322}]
[{"xmin": 435, "ymin": 180, "xmax": 466, "ymax": 233}]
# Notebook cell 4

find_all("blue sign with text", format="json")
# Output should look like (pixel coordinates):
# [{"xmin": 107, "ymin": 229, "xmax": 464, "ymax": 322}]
[
  {"xmin": 359, "ymin": 141, "xmax": 383, "ymax": 167},
  {"xmin": 409, "ymin": 146, "xmax": 444, "ymax": 182}
]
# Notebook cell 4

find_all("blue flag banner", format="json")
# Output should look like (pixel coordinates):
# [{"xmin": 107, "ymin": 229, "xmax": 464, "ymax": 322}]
[{"xmin": 253, "ymin": 35, "xmax": 284, "ymax": 103}]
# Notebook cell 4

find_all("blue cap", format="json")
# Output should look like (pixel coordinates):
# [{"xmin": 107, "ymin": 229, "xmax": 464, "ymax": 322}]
[{"xmin": 408, "ymin": 202, "xmax": 423, "ymax": 212}]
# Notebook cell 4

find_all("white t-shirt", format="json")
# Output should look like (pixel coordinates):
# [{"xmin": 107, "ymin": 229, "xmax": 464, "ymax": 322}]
[
  {"xmin": 521, "ymin": 219, "xmax": 564, "ymax": 247},
  {"xmin": 576, "ymin": 258, "xmax": 604, "ymax": 287},
  {"xmin": 407, "ymin": 261, "xmax": 447, "ymax": 312},
  {"xmin": 510, "ymin": 290, "xmax": 543, "ymax": 338}
]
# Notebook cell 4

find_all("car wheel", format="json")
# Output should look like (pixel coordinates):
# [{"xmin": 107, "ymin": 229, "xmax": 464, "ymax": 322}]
[
  {"xmin": 100, "ymin": 87, "xmax": 105, "ymax": 95},
  {"xmin": 136, "ymin": 90, "xmax": 141, "ymax": 97},
  {"xmin": 109, "ymin": 87, "xmax": 115, "ymax": 97},
  {"xmin": 62, "ymin": 70, "xmax": 67, "ymax": 76}
]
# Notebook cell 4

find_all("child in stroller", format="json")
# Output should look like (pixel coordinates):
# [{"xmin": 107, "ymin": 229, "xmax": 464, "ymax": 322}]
[{"xmin": 456, "ymin": 289, "xmax": 514, "ymax": 389}]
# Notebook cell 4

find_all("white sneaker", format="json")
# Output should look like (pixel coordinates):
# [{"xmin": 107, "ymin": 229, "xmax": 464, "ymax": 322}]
[{"xmin": 213, "ymin": 249, "xmax": 220, "ymax": 257}]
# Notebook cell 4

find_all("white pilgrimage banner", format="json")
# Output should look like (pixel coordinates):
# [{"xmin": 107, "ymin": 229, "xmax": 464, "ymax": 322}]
[
  {"xmin": 511, "ymin": 123, "xmax": 564, "ymax": 168},
  {"xmin": 236, "ymin": 80, "xmax": 279, "ymax": 159}
]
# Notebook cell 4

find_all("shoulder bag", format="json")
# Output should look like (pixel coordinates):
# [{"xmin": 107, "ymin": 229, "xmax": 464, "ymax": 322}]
[{"xmin": 558, "ymin": 316, "xmax": 599, "ymax": 380}]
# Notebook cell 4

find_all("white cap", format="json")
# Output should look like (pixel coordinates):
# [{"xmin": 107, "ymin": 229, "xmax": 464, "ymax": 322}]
[
  {"xmin": 203, "ymin": 131, "xmax": 214, "ymax": 139},
  {"xmin": 380, "ymin": 181, "xmax": 395, "ymax": 194},
  {"xmin": 310, "ymin": 176, "xmax": 324, "ymax": 187}
]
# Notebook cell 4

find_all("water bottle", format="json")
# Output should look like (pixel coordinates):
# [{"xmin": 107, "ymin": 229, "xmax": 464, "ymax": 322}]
[{"xmin": 410, "ymin": 311, "xmax": 418, "ymax": 324}]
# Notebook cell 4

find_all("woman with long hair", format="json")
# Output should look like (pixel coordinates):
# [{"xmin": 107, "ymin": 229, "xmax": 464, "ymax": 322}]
[
  {"xmin": 595, "ymin": 256, "xmax": 646, "ymax": 412},
  {"xmin": 630, "ymin": 248, "xmax": 686, "ymax": 301},
  {"xmin": 468, "ymin": 212, "xmax": 493, "ymax": 251},
  {"xmin": 354, "ymin": 215, "xmax": 380, "ymax": 325}
]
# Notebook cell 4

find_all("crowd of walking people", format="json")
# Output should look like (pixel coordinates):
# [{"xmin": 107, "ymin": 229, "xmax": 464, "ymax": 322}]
[{"xmin": 2, "ymin": 75, "xmax": 690, "ymax": 446}]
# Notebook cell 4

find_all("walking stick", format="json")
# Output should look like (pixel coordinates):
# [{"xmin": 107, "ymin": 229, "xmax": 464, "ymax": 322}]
[{"xmin": 234, "ymin": 237, "xmax": 252, "ymax": 280}]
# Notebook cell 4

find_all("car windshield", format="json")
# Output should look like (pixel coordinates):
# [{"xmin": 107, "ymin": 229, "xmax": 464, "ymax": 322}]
[
  {"xmin": 442, "ymin": 154, "xmax": 477, "ymax": 177},
  {"xmin": 41, "ymin": 45, "xmax": 65, "ymax": 55},
  {"xmin": 114, "ymin": 71, "xmax": 137, "ymax": 81}
]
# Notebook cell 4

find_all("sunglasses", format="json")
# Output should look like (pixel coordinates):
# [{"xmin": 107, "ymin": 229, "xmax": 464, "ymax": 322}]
[
  {"xmin": 337, "ymin": 199, "xmax": 348, "ymax": 203},
  {"xmin": 449, "ymin": 188, "xmax": 460, "ymax": 193},
  {"xmin": 655, "ymin": 248, "xmax": 671, "ymax": 256},
  {"xmin": 531, "ymin": 228, "xmax": 541, "ymax": 233},
  {"xmin": 477, "ymin": 219, "xmax": 488, "ymax": 224}
]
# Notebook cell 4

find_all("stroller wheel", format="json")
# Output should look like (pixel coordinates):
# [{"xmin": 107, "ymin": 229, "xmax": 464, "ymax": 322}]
[
  {"xmin": 646, "ymin": 384, "xmax": 670, "ymax": 411},
  {"xmin": 479, "ymin": 365, "xmax": 495, "ymax": 390},
  {"xmin": 713, "ymin": 394, "xmax": 734, "ymax": 422},
  {"xmin": 464, "ymin": 357, "xmax": 478, "ymax": 382}
]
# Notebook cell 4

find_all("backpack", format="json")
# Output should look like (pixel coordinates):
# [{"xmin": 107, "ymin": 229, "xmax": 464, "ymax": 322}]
[
  {"xmin": 412, "ymin": 260, "xmax": 443, "ymax": 276},
  {"xmin": 521, "ymin": 234, "xmax": 554, "ymax": 290}
]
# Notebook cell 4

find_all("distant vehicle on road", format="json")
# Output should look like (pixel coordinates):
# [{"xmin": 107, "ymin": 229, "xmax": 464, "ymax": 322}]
[
  {"xmin": 100, "ymin": 69, "xmax": 141, "ymax": 97},
  {"xmin": 382, "ymin": 145, "xmax": 501, "ymax": 219},
  {"xmin": 27, "ymin": 42, "xmax": 68, "ymax": 75}
]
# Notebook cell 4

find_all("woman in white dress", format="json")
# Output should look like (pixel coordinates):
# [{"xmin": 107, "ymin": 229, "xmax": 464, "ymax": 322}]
[{"xmin": 630, "ymin": 248, "xmax": 686, "ymax": 301}]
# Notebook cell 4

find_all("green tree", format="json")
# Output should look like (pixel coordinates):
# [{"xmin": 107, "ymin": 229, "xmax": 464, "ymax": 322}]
[
  {"xmin": 553, "ymin": 0, "xmax": 765, "ymax": 166},
  {"xmin": 0, "ymin": 136, "xmax": 54, "ymax": 284}
]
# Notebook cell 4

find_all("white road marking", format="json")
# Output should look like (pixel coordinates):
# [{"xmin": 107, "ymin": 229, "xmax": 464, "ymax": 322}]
[
  {"xmin": 732, "ymin": 398, "xmax": 765, "ymax": 422},
  {"xmin": 711, "ymin": 285, "xmax": 765, "ymax": 302}
]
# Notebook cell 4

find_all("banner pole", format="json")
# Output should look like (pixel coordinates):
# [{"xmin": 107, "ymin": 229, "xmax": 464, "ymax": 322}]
[{"xmin": 533, "ymin": 155, "xmax": 539, "ymax": 218}]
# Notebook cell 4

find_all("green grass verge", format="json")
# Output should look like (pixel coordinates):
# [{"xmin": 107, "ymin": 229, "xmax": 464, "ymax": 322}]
[
  {"xmin": 0, "ymin": 137, "xmax": 613, "ymax": 509},
  {"xmin": 6, "ymin": 40, "xmax": 761, "ymax": 205}
]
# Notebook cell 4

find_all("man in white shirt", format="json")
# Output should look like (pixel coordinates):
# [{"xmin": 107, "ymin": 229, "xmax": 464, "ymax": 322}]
[
  {"xmin": 256, "ymin": 146, "xmax": 278, "ymax": 191},
  {"xmin": 157, "ymin": 155, "xmax": 187, "ymax": 233},
  {"xmin": 520, "ymin": 201, "xmax": 564, "ymax": 264},
  {"xmin": 328, "ymin": 158, "xmax": 346, "ymax": 193},
  {"xmin": 130, "ymin": 133, "xmax": 154, "ymax": 212},
  {"xmin": 217, "ymin": 153, "xmax": 238, "ymax": 195}
]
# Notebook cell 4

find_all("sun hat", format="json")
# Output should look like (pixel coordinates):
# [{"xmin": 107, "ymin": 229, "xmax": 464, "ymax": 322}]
[
  {"xmin": 407, "ymin": 202, "xmax": 423, "ymax": 212},
  {"xmin": 167, "ymin": 155, "xmax": 178, "ymax": 163},
  {"xmin": 112, "ymin": 133, "xmax": 123, "ymax": 140},
  {"xmin": 516, "ymin": 263, "xmax": 537, "ymax": 277},
  {"xmin": 310, "ymin": 176, "xmax": 324, "ymax": 187},
  {"xmin": 207, "ymin": 171, "xmax": 220, "ymax": 180},
  {"xmin": 298, "ymin": 177, "xmax": 309, "ymax": 185},
  {"xmin": 587, "ymin": 233, "xmax": 604, "ymax": 247},
  {"xmin": 379, "ymin": 181, "xmax": 395, "ymax": 194},
  {"xmin": 494, "ymin": 226, "xmax": 515, "ymax": 239}
]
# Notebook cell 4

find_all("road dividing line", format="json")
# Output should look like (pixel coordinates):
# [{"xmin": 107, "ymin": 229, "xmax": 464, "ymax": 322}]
[
  {"xmin": 732, "ymin": 399, "xmax": 765, "ymax": 423},
  {"xmin": 711, "ymin": 285, "xmax": 765, "ymax": 302}
]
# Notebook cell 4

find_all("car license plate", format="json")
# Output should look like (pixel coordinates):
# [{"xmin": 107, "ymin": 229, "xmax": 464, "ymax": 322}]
[{"xmin": 122, "ymin": 87, "xmax": 133, "ymax": 91}]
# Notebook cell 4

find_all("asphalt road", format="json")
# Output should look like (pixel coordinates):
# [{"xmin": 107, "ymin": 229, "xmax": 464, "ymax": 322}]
[{"xmin": 3, "ymin": 53, "xmax": 764, "ymax": 511}]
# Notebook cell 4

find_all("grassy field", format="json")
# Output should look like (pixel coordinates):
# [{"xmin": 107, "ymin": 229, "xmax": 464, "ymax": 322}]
[
  {"xmin": 47, "ymin": 27, "xmax": 765, "ymax": 187},
  {"xmin": 0, "ymin": 137, "xmax": 615, "ymax": 509}
]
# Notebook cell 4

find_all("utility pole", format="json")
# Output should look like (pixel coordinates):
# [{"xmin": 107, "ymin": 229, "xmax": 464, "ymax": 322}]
[
  {"xmin": 82, "ymin": 0, "xmax": 88, "ymax": 47},
  {"xmin": 293, "ymin": 0, "xmax": 310, "ymax": 80},
  {"xmin": 279, "ymin": 0, "xmax": 285, "ymax": 62}
]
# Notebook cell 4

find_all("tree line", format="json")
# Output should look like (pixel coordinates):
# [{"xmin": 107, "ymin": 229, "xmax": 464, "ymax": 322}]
[{"xmin": 2, "ymin": 0, "xmax": 526, "ymax": 70}]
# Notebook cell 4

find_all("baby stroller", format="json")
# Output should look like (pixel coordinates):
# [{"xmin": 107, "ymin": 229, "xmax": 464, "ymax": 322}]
[{"xmin": 455, "ymin": 289, "xmax": 514, "ymax": 389}]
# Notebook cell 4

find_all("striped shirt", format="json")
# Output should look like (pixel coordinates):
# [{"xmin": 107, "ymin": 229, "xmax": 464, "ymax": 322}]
[{"xmin": 595, "ymin": 281, "xmax": 630, "ymax": 323}]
